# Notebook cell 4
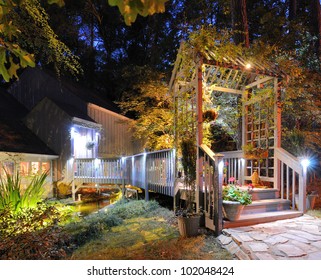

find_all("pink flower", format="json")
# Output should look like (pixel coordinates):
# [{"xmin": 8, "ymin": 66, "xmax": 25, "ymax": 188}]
[{"xmin": 228, "ymin": 177, "xmax": 235, "ymax": 183}]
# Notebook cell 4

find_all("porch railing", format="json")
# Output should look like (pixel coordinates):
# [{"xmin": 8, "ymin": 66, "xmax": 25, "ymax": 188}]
[
  {"xmin": 218, "ymin": 148, "xmax": 307, "ymax": 212},
  {"xmin": 72, "ymin": 149, "xmax": 176, "ymax": 200}
]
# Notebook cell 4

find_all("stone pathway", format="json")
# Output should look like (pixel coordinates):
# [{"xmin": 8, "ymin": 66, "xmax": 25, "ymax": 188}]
[{"xmin": 217, "ymin": 215, "xmax": 321, "ymax": 260}]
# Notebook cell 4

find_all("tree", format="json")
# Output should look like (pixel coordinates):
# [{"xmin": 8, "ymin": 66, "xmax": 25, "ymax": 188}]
[
  {"xmin": 0, "ymin": 0, "xmax": 168, "ymax": 82},
  {"xmin": 117, "ymin": 66, "xmax": 173, "ymax": 150},
  {"xmin": 0, "ymin": 0, "xmax": 80, "ymax": 82},
  {"xmin": 230, "ymin": 0, "xmax": 249, "ymax": 47}
]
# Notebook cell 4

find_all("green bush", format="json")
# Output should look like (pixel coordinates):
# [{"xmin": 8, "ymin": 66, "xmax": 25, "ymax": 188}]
[
  {"xmin": 108, "ymin": 200, "xmax": 160, "ymax": 219},
  {"xmin": 0, "ymin": 171, "xmax": 47, "ymax": 213}
]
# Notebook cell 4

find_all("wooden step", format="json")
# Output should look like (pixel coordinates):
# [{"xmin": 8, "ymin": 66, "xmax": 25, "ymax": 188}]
[
  {"xmin": 223, "ymin": 210, "xmax": 303, "ymax": 228},
  {"xmin": 242, "ymin": 199, "xmax": 291, "ymax": 215},
  {"xmin": 249, "ymin": 188, "xmax": 279, "ymax": 201}
]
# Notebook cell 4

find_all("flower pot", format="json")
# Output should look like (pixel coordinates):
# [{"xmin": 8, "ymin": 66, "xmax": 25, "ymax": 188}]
[
  {"xmin": 177, "ymin": 216, "xmax": 200, "ymax": 237},
  {"xmin": 222, "ymin": 200, "xmax": 244, "ymax": 221}
]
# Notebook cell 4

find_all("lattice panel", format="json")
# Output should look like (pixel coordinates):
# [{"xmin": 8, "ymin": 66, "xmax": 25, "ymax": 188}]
[{"xmin": 244, "ymin": 91, "xmax": 275, "ymax": 183}]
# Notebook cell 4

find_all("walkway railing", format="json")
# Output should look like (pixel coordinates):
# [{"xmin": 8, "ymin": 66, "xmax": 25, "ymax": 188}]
[
  {"xmin": 274, "ymin": 147, "xmax": 307, "ymax": 212},
  {"xmin": 72, "ymin": 149, "xmax": 176, "ymax": 200}
]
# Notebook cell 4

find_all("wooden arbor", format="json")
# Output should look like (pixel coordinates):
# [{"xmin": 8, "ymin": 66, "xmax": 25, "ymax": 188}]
[{"xmin": 169, "ymin": 42, "xmax": 305, "ymax": 234}]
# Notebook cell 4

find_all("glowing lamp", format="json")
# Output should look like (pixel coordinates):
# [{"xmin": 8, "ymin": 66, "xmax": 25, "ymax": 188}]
[
  {"xmin": 300, "ymin": 158, "xmax": 310, "ymax": 169},
  {"xmin": 245, "ymin": 63, "xmax": 251, "ymax": 69}
]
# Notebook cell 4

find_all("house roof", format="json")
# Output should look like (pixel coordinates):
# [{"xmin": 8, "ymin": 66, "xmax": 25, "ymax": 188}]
[
  {"xmin": 0, "ymin": 90, "xmax": 57, "ymax": 156},
  {"xmin": 13, "ymin": 67, "xmax": 121, "ymax": 114}
]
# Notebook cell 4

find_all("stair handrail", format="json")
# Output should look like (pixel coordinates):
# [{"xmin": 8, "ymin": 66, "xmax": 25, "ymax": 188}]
[
  {"xmin": 198, "ymin": 144, "xmax": 224, "ymax": 236},
  {"xmin": 274, "ymin": 147, "xmax": 307, "ymax": 212}
]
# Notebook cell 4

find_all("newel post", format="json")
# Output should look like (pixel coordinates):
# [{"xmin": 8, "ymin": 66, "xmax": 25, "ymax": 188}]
[
  {"xmin": 213, "ymin": 154, "xmax": 224, "ymax": 236},
  {"xmin": 196, "ymin": 56, "xmax": 203, "ymax": 213}
]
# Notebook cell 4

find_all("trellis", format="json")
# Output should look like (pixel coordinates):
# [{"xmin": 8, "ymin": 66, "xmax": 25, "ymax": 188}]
[{"xmin": 169, "ymin": 41, "xmax": 307, "ymax": 232}]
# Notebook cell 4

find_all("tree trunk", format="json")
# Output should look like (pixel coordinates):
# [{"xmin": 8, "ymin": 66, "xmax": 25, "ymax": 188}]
[{"xmin": 230, "ymin": 0, "xmax": 250, "ymax": 47}]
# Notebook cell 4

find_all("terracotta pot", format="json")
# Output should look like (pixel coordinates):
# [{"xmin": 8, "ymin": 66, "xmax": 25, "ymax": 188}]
[
  {"xmin": 222, "ymin": 200, "xmax": 244, "ymax": 221},
  {"xmin": 177, "ymin": 216, "xmax": 200, "ymax": 237}
]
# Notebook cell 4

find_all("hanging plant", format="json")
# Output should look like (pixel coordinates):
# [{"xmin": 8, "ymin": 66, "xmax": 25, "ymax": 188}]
[
  {"xmin": 86, "ymin": 141, "xmax": 95, "ymax": 150},
  {"xmin": 203, "ymin": 109, "xmax": 218, "ymax": 122},
  {"xmin": 242, "ymin": 143, "xmax": 268, "ymax": 159}
]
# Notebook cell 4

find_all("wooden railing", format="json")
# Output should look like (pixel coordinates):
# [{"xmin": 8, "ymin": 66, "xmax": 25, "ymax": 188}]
[
  {"xmin": 220, "ymin": 150, "xmax": 244, "ymax": 185},
  {"xmin": 274, "ymin": 147, "xmax": 307, "ymax": 212},
  {"xmin": 72, "ymin": 149, "xmax": 176, "ymax": 200},
  {"xmin": 74, "ymin": 158, "xmax": 123, "ymax": 184},
  {"xmin": 198, "ymin": 144, "xmax": 224, "ymax": 236},
  {"xmin": 219, "ymin": 147, "xmax": 307, "ymax": 212}
]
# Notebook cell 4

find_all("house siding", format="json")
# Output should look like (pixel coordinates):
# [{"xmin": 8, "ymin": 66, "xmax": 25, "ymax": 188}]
[{"xmin": 88, "ymin": 104, "xmax": 142, "ymax": 157}]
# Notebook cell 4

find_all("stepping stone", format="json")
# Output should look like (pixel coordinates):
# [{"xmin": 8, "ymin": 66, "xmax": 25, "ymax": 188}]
[
  {"xmin": 247, "ymin": 242, "xmax": 269, "ymax": 252},
  {"xmin": 265, "ymin": 235, "xmax": 289, "ymax": 245},
  {"xmin": 250, "ymin": 232, "xmax": 269, "ymax": 241},
  {"xmin": 290, "ymin": 240, "xmax": 317, "ymax": 254},
  {"xmin": 307, "ymin": 251, "xmax": 321, "ymax": 260},
  {"xmin": 232, "ymin": 233, "xmax": 254, "ymax": 243},
  {"xmin": 281, "ymin": 233, "xmax": 310, "ymax": 244},
  {"xmin": 218, "ymin": 235, "xmax": 232, "ymax": 246},
  {"xmin": 288, "ymin": 230, "xmax": 321, "ymax": 241},
  {"xmin": 276, "ymin": 244, "xmax": 307, "ymax": 257},
  {"xmin": 255, "ymin": 252, "xmax": 275, "ymax": 260},
  {"xmin": 312, "ymin": 241, "xmax": 321, "ymax": 249},
  {"xmin": 301, "ymin": 225, "xmax": 321, "ymax": 235}
]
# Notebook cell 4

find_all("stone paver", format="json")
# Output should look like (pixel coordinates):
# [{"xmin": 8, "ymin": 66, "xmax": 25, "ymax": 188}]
[{"xmin": 218, "ymin": 215, "xmax": 321, "ymax": 260}]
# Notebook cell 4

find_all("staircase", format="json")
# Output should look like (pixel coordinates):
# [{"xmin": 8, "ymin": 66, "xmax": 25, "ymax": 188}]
[{"xmin": 223, "ymin": 188, "xmax": 303, "ymax": 228}]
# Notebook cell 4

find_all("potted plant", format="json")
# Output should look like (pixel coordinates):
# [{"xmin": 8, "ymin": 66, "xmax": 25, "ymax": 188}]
[
  {"xmin": 176, "ymin": 137, "xmax": 202, "ymax": 237},
  {"xmin": 242, "ymin": 143, "xmax": 268, "ymax": 160},
  {"xmin": 222, "ymin": 183, "xmax": 252, "ymax": 221}
]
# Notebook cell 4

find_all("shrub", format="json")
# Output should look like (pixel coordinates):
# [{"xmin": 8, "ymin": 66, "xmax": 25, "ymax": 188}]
[{"xmin": 0, "ymin": 171, "xmax": 47, "ymax": 213}]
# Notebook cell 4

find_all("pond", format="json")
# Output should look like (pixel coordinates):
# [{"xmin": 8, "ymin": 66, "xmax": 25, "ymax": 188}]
[
  {"xmin": 74, "ymin": 190, "xmax": 121, "ymax": 216},
  {"xmin": 74, "ymin": 199, "xmax": 111, "ymax": 216}
]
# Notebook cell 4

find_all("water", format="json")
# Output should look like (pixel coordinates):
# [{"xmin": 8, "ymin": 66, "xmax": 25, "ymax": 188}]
[{"xmin": 74, "ymin": 199, "xmax": 111, "ymax": 216}]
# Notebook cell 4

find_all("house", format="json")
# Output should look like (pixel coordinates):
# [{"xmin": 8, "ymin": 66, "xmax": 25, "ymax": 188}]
[
  {"xmin": 7, "ymin": 67, "xmax": 143, "ymax": 194},
  {"xmin": 0, "ymin": 89, "xmax": 58, "ymax": 196}
]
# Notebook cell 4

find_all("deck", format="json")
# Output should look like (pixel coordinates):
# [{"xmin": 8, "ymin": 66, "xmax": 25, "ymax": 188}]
[{"xmin": 68, "ymin": 145, "xmax": 307, "ymax": 235}]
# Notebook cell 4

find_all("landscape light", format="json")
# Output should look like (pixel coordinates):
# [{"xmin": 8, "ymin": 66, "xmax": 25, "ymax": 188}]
[{"xmin": 300, "ymin": 158, "xmax": 310, "ymax": 170}]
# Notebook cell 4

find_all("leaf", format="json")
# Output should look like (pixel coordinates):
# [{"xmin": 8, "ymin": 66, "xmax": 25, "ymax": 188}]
[
  {"xmin": 8, "ymin": 57, "xmax": 20, "ymax": 80},
  {"xmin": 0, "ymin": 48, "xmax": 10, "ymax": 82},
  {"xmin": 47, "ymin": 0, "xmax": 65, "ymax": 7},
  {"xmin": 108, "ymin": 0, "xmax": 168, "ymax": 26}
]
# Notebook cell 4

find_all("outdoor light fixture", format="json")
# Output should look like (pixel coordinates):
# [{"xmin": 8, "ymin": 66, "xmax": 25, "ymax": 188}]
[
  {"xmin": 245, "ymin": 63, "xmax": 252, "ymax": 69},
  {"xmin": 300, "ymin": 158, "xmax": 310, "ymax": 170},
  {"xmin": 94, "ymin": 158, "xmax": 101, "ymax": 168}
]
